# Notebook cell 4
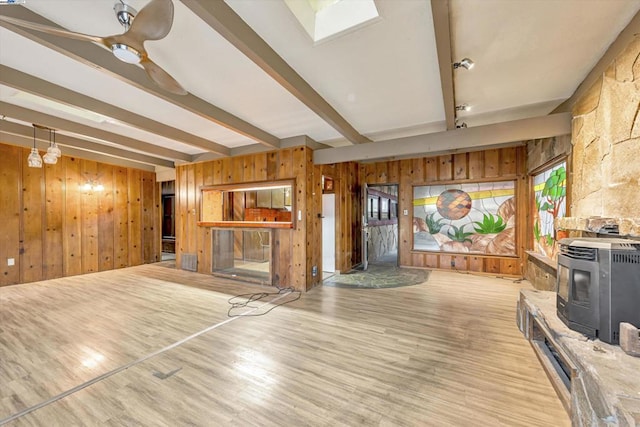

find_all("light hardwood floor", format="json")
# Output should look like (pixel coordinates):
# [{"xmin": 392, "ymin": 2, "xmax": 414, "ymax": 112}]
[{"xmin": 0, "ymin": 264, "xmax": 570, "ymax": 426}]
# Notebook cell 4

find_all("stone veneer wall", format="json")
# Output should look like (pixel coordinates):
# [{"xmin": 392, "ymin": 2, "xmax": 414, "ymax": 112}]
[
  {"xmin": 524, "ymin": 135, "xmax": 572, "ymax": 291},
  {"xmin": 571, "ymin": 35, "xmax": 640, "ymax": 219},
  {"xmin": 368, "ymin": 224, "xmax": 398, "ymax": 263}
]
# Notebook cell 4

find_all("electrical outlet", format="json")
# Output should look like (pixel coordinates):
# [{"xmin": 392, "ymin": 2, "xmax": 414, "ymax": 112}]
[
  {"xmin": 403, "ymin": 209, "xmax": 408, "ymax": 216},
  {"xmin": 7, "ymin": 258, "xmax": 15, "ymax": 266}
]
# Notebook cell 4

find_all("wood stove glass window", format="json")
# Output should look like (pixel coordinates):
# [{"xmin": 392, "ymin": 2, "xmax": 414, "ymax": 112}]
[{"xmin": 572, "ymin": 270, "xmax": 591, "ymax": 306}]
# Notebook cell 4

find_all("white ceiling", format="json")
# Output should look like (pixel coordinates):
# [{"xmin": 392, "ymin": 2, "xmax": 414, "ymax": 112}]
[{"xmin": 0, "ymin": 0, "xmax": 639, "ymax": 169}]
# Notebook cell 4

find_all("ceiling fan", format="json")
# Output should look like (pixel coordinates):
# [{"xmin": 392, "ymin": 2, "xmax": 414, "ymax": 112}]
[{"xmin": 0, "ymin": 0, "xmax": 187, "ymax": 95}]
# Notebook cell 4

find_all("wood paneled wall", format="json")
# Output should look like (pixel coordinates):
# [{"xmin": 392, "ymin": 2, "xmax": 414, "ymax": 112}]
[
  {"xmin": 318, "ymin": 161, "xmax": 361, "ymax": 272},
  {"xmin": 176, "ymin": 146, "xmax": 321, "ymax": 291},
  {"xmin": 0, "ymin": 143, "xmax": 159, "ymax": 286},
  {"xmin": 359, "ymin": 147, "xmax": 527, "ymax": 276}
]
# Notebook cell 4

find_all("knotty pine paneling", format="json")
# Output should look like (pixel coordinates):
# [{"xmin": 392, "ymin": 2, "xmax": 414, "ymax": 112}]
[
  {"xmin": 0, "ymin": 145, "xmax": 22, "ymax": 285},
  {"xmin": 359, "ymin": 146, "xmax": 527, "ymax": 277},
  {"xmin": 177, "ymin": 147, "xmax": 318, "ymax": 291},
  {"xmin": 175, "ymin": 165, "xmax": 187, "ymax": 269},
  {"xmin": 98, "ymin": 164, "xmax": 115, "ymax": 272},
  {"xmin": 64, "ymin": 157, "xmax": 83, "ymax": 277},
  {"xmin": 114, "ymin": 166, "xmax": 129, "ymax": 269},
  {"xmin": 194, "ymin": 163, "xmax": 206, "ymax": 267},
  {"xmin": 0, "ymin": 143, "xmax": 158, "ymax": 286},
  {"xmin": 44, "ymin": 157, "xmax": 64, "ymax": 279},
  {"xmin": 81, "ymin": 160, "xmax": 99, "ymax": 274},
  {"xmin": 128, "ymin": 169, "xmax": 143, "ymax": 266},
  {"xmin": 21, "ymin": 150, "xmax": 44, "ymax": 283},
  {"xmin": 142, "ymin": 171, "xmax": 157, "ymax": 264}
]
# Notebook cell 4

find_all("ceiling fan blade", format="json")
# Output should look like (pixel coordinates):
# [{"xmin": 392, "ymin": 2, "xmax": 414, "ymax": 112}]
[
  {"xmin": 0, "ymin": 15, "xmax": 106, "ymax": 46},
  {"xmin": 126, "ymin": 0, "xmax": 174, "ymax": 42},
  {"xmin": 140, "ymin": 58, "xmax": 187, "ymax": 95}
]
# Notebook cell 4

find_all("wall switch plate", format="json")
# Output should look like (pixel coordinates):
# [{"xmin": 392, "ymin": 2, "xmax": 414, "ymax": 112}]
[
  {"xmin": 7, "ymin": 258, "xmax": 15, "ymax": 266},
  {"xmin": 403, "ymin": 209, "xmax": 408, "ymax": 216}
]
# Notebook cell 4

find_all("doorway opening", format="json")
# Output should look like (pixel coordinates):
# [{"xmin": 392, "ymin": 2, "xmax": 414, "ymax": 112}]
[
  {"xmin": 322, "ymin": 192, "xmax": 336, "ymax": 279},
  {"xmin": 161, "ymin": 180, "xmax": 176, "ymax": 261},
  {"xmin": 363, "ymin": 184, "xmax": 399, "ymax": 269}
]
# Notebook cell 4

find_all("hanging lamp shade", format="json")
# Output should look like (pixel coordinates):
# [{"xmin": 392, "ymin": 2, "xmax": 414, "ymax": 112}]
[
  {"xmin": 51, "ymin": 130, "xmax": 61, "ymax": 158},
  {"xmin": 28, "ymin": 147, "xmax": 43, "ymax": 168},
  {"xmin": 27, "ymin": 125, "xmax": 43, "ymax": 168},
  {"xmin": 43, "ymin": 129, "xmax": 58, "ymax": 164}
]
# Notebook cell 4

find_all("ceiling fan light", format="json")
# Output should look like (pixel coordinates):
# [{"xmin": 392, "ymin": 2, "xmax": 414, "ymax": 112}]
[
  {"xmin": 112, "ymin": 43, "xmax": 141, "ymax": 64},
  {"xmin": 28, "ymin": 148, "xmax": 43, "ymax": 168}
]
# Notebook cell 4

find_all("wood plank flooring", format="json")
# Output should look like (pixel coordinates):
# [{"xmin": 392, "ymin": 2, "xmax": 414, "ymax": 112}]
[{"xmin": 0, "ymin": 264, "xmax": 570, "ymax": 426}]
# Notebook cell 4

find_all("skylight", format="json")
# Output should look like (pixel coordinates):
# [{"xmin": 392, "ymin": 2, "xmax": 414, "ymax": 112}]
[{"xmin": 285, "ymin": 0, "xmax": 379, "ymax": 44}]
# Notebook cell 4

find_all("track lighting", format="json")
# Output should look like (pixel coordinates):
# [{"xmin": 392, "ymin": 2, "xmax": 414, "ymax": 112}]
[{"xmin": 453, "ymin": 58, "xmax": 474, "ymax": 70}]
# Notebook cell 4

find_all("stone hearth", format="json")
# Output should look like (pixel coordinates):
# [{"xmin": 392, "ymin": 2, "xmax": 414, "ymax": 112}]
[
  {"xmin": 556, "ymin": 217, "xmax": 640, "ymax": 238},
  {"xmin": 518, "ymin": 290, "xmax": 640, "ymax": 426}
]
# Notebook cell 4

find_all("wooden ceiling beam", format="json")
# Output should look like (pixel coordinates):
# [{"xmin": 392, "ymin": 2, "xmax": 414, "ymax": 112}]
[
  {"xmin": 313, "ymin": 112, "xmax": 572, "ymax": 164},
  {"xmin": 0, "ymin": 102, "xmax": 192, "ymax": 162},
  {"xmin": 0, "ymin": 65, "xmax": 230, "ymax": 156},
  {"xmin": 430, "ymin": 0, "xmax": 456, "ymax": 131},
  {"xmin": 180, "ymin": 0, "xmax": 370, "ymax": 145},
  {"xmin": 0, "ymin": 132, "xmax": 156, "ymax": 171},
  {"xmin": 0, "ymin": 5, "xmax": 279, "ymax": 148},
  {"xmin": 0, "ymin": 120, "xmax": 173, "ymax": 168}
]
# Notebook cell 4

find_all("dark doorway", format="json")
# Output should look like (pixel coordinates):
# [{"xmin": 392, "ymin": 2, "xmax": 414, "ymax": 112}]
[
  {"xmin": 363, "ymin": 184, "xmax": 399, "ymax": 268},
  {"xmin": 161, "ymin": 181, "xmax": 176, "ymax": 260}
]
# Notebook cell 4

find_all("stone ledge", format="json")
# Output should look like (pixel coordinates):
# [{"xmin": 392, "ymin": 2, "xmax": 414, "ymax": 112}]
[
  {"xmin": 526, "ymin": 250, "xmax": 557, "ymax": 271},
  {"xmin": 555, "ymin": 217, "xmax": 640, "ymax": 237},
  {"xmin": 519, "ymin": 290, "xmax": 640, "ymax": 426}
]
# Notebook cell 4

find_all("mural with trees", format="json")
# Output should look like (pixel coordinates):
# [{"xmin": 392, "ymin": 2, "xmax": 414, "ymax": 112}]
[{"xmin": 532, "ymin": 161, "xmax": 567, "ymax": 259}]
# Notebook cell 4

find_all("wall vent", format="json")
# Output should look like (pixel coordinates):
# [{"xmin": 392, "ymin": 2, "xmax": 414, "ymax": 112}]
[
  {"xmin": 560, "ymin": 244, "xmax": 597, "ymax": 261},
  {"xmin": 612, "ymin": 253, "xmax": 640, "ymax": 264},
  {"xmin": 181, "ymin": 253, "xmax": 198, "ymax": 272}
]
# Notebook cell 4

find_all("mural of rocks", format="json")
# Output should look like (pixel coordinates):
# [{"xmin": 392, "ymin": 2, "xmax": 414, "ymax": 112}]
[{"xmin": 413, "ymin": 181, "xmax": 517, "ymax": 255}]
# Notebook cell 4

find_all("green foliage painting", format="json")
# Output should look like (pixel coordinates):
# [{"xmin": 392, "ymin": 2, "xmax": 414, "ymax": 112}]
[
  {"xmin": 425, "ymin": 212, "xmax": 445, "ymax": 234},
  {"xmin": 473, "ymin": 213, "xmax": 507, "ymax": 234},
  {"xmin": 447, "ymin": 224, "xmax": 474, "ymax": 243},
  {"xmin": 413, "ymin": 181, "xmax": 517, "ymax": 255},
  {"xmin": 532, "ymin": 162, "xmax": 567, "ymax": 259}
]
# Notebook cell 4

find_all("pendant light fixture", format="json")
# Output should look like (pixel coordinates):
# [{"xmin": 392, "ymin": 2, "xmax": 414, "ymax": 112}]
[
  {"xmin": 43, "ymin": 129, "xmax": 58, "ymax": 165},
  {"xmin": 27, "ymin": 125, "xmax": 43, "ymax": 168}
]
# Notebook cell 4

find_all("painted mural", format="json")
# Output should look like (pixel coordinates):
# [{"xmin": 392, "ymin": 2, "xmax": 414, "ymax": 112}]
[
  {"xmin": 532, "ymin": 161, "xmax": 567, "ymax": 259},
  {"xmin": 413, "ymin": 181, "xmax": 516, "ymax": 255}
]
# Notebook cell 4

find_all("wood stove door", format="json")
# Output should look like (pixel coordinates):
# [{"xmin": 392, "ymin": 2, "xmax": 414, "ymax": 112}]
[{"xmin": 557, "ymin": 254, "xmax": 600, "ymax": 335}]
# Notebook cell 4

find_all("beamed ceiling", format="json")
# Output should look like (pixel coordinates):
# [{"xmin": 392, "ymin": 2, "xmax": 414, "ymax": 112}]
[{"xmin": 1, "ymin": 0, "xmax": 639, "ymax": 171}]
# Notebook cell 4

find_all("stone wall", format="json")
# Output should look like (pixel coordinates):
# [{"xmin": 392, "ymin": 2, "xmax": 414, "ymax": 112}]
[
  {"xmin": 571, "ymin": 35, "xmax": 640, "ymax": 219},
  {"xmin": 368, "ymin": 224, "xmax": 398, "ymax": 263},
  {"xmin": 526, "ymin": 135, "xmax": 572, "ymax": 174}
]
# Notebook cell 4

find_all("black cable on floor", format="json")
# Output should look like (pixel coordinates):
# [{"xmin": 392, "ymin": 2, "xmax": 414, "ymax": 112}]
[{"xmin": 227, "ymin": 286, "xmax": 301, "ymax": 317}]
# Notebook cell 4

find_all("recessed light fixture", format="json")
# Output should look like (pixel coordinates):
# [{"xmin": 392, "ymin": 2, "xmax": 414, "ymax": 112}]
[
  {"xmin": 453, "ymin": 58, "xmax": 474, "ymax": 70},
  {"xmin": 456, "ymin": 104, "xmax": 471, "ymax": 112}
]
